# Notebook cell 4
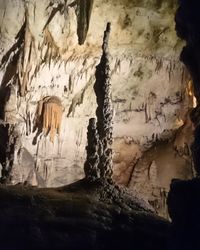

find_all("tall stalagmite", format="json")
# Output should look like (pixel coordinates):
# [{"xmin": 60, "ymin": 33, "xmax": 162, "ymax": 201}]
[
  {"xmin": 84, "ymin": 118, "xmax": 100, "ymax": 181},
  {"xmin": 84, "ymin": 23, "xmax": 113, "ymax": 182}
]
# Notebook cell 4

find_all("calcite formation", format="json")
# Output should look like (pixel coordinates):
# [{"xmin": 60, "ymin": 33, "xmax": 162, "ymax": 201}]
[
  {"xmin": 84, "ymin": 118, "xmax": 100, "ymax": 181},
  {"xmin": 33, "ymin": 96, "xmax": 63, "ymax": 143},
  {"xmin": 0, "ymin": 0, "xmax": 194, "ymax": 216},
  {"xmin": 84, "ymin": 23, "xmax": 113, "ymax": 183},
  {"xmin": 93, "ymin": 23, "xmax": 113, "ymax": 182}
]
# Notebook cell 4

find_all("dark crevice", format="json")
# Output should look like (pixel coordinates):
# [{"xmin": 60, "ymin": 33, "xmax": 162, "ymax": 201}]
[
  {"xmin": 168, "ymin": 2, "xmax": 200, "ymax": 250},
  {"xmin": 175, "ymin": 0, "xmax": 200, "ymax": 174},
  {"xmin": 0, "ymin": 124, "xmax": 20, "ymax": 183}
]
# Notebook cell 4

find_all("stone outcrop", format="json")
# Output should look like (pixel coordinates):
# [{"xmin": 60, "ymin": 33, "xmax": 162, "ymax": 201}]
[{"xmin": 0, "ymin": 181, "xmax": 170, "ymax": 250}]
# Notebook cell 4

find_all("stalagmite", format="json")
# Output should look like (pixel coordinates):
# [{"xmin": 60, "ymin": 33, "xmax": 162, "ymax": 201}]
[
  {"xmin": 84, "ymin": 23, "xmax": 113, "ymax": 182},
  {"xmin": 84, "ymin": 118, "xmax": 100, "ymax": 181},
  {"xmin": 94, "ymin": 22, "xmax": 113, "ymax": 182}
]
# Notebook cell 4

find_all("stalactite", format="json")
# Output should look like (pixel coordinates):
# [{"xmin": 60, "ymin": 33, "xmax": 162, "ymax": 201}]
[
  {"xmin": 76, "ymin": 0, "xmax": 94, "ymax": 45},
  {"xmin": 67, "ymin": 87, "xmax": 86, "ymax": 117},
  {"xmin": 34, "ymin": 96, "xmax": 63, "ymax": 143},
  {"xmin": 18, "ymin": 10, "xmax": 36, "ymax": 97},
  {"xmin": 41, "ymin": 28, "xmax": 60, "ymax": 67}
]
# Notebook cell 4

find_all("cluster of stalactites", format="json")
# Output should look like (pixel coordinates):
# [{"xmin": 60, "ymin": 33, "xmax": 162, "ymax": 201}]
[
  {"xmin": 34, "ymin": 96, "xmax": 63, "ymax": 143},
  {"xmin": 84, "ymin": 23, "xmax": 113, "ymax": 183}
]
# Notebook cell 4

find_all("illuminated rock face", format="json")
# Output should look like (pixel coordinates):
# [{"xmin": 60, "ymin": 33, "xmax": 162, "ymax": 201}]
[
  {"xmin": 33, "ymin": 96, "xmax": 63, "ymax": 143},
  {"xmin": 0, "ymin": 0, "xmax": 193, "ymax": 212}
]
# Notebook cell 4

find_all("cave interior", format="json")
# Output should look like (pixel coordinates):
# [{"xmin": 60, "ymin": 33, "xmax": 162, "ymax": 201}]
[{"xmin": 0, "ymin": 0, "xmax": 199, "ymax": 249}]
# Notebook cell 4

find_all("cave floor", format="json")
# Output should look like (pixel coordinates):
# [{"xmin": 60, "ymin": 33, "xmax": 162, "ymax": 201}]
[{"xmin": 0, "ymin": 179, "xmax": 170, "ymax": 250}]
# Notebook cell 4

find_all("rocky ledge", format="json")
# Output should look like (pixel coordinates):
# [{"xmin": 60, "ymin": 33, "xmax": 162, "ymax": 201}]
[{"xmin": 0, "ymin": 179, "xmax": 169, "ymax": 250}]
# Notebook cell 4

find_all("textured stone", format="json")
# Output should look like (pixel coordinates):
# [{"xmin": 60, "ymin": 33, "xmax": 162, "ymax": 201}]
[
  {"xmin": 84, "ymin": 118, "xmax": 100, "ymax": 181},
  {"xmin": 93, "ymin": 22, "xmax": 113, "ymax": 181},
  {"xmin": 0, "ymin": 180, "xmax": 170, "ymax": 250}
]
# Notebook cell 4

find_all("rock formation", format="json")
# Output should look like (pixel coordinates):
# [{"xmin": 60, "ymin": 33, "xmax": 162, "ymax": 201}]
[
  {"xmin": 84, "ymin": 23, "xmax": 113, "ymax": 183},
  {"xmin": 0, "ymin": 180, "xmax": 169, "ymax": 250},
  {"xmin": 93, "ymin": 23, "xmax": 113, "ymax": 182},
  {"xmin": 33, "ymin": 96, "xmax": 63, "ymax": 143},
  {"xmin": 84, "ymin": 118, "xmax": 100, "ymax": 181}
]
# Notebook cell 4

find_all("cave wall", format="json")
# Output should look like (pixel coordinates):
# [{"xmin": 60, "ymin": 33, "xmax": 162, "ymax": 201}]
[{"xmin": 0, "ymin": 0, "xmax": 193, "ymax": 195}]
